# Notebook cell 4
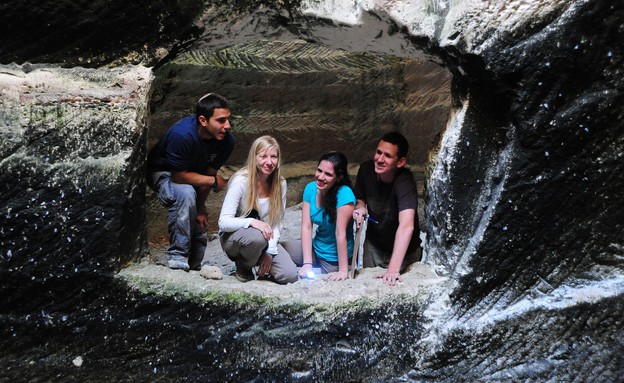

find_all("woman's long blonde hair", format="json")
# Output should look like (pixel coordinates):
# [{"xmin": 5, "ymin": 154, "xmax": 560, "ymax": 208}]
[{"xmin": 233, "ymin": 135, "xmax": 285, "ymax": 227}]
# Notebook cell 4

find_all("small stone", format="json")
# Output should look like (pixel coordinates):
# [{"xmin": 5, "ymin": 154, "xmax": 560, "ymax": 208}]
[
  {"xmin": 200, "ymin": 265, "xmax": 223, "ymax": 280},
  {"xmin": 72, "ymin": 356, "xmax": 83, "ymax": 367}
]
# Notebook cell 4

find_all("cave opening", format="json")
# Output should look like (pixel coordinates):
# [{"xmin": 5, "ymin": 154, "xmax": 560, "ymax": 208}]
[{"xmin": 141, "ymin": 39, "xmax": 452, "ymax": 292}]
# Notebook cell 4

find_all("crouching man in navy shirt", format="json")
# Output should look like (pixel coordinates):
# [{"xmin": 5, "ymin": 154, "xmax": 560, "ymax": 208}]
[{"xmin": 147, "ymin": 93, "xmax": 236, "ymax": 271}]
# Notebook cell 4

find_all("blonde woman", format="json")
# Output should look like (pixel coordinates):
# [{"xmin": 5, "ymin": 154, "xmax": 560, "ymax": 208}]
[{"xmin": 218, "ymin": 136, "xmax": 297, "ymax": 283}]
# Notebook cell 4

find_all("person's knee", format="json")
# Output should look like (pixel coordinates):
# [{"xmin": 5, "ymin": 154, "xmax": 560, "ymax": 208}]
[
  {"xmin": 273, "ymin": 268, "xmax": 297, "ymax": 284},
  {"xmin": 173, "ymin": 184, "xmax": 197, "ymax": 205},
  {"xmin": 362, "ymin": 253, "xmax": 375, "ymax": 268},
  {"xmin": 362, "ymin": 240, "xmax": 391, "ymax": 268},
  {"xmin": 362, "ymin": 250, "xmax": 381, "ymax": 268},
  {"xmin": 234, "ymin": 230, "xmax": 267, "ymax": 266},
  {"xmin": 280, "ymin": 240, "xmax": 303, "ymax": 264},
  {"xmin": 245, "ymin": 230, "xmax": 267, "ymax": 249}
]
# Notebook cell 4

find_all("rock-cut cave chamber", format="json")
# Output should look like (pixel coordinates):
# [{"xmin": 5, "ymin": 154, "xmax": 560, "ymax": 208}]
[
  {"xmin": 144, "ymin": 39, "xmax": 453, "ymax": 257},
  {"xmin": 1, "ymin": 1, "xmax": 622, "ymax": 381}
]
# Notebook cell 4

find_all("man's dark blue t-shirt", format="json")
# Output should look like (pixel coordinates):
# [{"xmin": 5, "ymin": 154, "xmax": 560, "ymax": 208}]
[{"xmin": 147, "ymin": 115, "xmax": 235, "ymax": 174}]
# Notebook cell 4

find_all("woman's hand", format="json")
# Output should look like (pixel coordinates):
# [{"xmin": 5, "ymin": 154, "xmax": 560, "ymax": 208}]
[
  {"xmin": 328, "ymin": 270, "xmax": 348, "ymax": 281},
  {"xmin": 250, "ymin": 219, "xmax": 273, "ymax": 240},
  {"xmin": 298, "ymin": 263, "xmax": 313, "ymax": 278},
  {"xmin": 257, "ymin": 253, "xmax": 273, "ymax": 276}
]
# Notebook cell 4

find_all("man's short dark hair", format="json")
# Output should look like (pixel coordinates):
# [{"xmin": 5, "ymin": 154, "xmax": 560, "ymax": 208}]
[
  {"xmin": 380, "ymin": 131, "xmax": 409, "ymax": 159},
  {"xmin": 195, "ymin": 93, "xmax": 230, "ymax": 120}
]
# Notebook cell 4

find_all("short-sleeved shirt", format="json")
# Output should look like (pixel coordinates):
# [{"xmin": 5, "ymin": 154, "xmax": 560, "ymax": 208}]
[
  {"xmin": 147, "ymin": 115, "xmax": 235, "ymax": 174},
  {"xmin": 303, "ymin": 182, "xmax": 356, "ymax": 263},
  {"xmin": 354, "ymin": 159, "xmax": 420, "ymax": 254}
]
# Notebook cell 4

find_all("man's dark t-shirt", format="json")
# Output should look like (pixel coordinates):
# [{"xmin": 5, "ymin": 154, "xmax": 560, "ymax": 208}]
[
  {"xmin": 354, "ymin": 159, "xmax": 421, "ymax": 254},
  {"xmin": 147, "ymin": 115, "xmax": 235, "ymax": 174}
]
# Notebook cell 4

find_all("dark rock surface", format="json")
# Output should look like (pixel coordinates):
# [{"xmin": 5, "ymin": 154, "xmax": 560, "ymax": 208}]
[
  {"xmin": 0, "ymin": 64, "xmax": 152, "ymax": 279},
  {"xmin": 0, "ymin": 0, "xmax": 202, "ymax": 67},
  {"xmin": 1, "ymin": 1, "xmax": 623, "ymax": 382}
]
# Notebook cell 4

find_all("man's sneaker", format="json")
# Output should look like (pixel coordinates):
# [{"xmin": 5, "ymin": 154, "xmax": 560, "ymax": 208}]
[
  {"xmin": 189, "ymin": 261, "xmax": 202, "ymax": 271},
  {"xmin": 167, "ymin": 255, "xmax": 190, "ymax": 272},
  {"xmin": 188, "ymin": 253, "xmax": 204, "ymax": 271},
  {"xmin": 234, "ymin": 267, "xmax": 254, "ymax": 282}
]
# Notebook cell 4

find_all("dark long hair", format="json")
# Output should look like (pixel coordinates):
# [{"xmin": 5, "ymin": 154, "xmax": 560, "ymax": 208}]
[{"xmin": 318, "ymin": 151, "xmax": 351, "ymax": 224}]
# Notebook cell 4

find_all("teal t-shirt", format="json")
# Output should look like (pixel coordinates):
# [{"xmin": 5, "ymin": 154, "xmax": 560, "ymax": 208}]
[{"xmin": 303, "ymin": 182, "xmax": 356, "ymax": 262}]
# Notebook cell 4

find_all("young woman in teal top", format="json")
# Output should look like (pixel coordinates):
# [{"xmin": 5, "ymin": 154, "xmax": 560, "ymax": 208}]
[{"xmin": 286, "ymin": 151, "xmax": 355, "ymax": 281}]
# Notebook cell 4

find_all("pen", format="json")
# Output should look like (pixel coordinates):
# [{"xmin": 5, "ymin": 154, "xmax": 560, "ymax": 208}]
[
  {"xmin": 366, "ymin": 216, "xmax": 379, "ymax": 224},
  {"xmin": 354, "ymin": 211, "xmax": 379, "ymax": 224}
]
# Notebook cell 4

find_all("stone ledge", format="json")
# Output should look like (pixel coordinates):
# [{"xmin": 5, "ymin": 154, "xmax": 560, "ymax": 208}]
[
  {"xmin": 133, "ymin": 204, "xmax": 443, "ymax": 310},
  {"xmin": 117, "ymin": 260, "xmax": 446, "ymax": 310}
]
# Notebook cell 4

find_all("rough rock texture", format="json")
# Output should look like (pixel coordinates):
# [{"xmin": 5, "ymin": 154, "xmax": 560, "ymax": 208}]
[
  {"xmin": 418, "ymin": 1, "xmax": 624, "ymax": 380},
  {"xmin": 0, "ymin": 64, "xmax": 152, "ymax": 278},
  {"xmin": 0, "ymin": 0, "xmax": 203, "ymax": 66},
  {"xmin": 1, "ymin": 0, "xmax": 623, "ymax": 382},
  {"xmin": 149, "ymin": 39, "xmax": 450, "ymax": 166}
]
